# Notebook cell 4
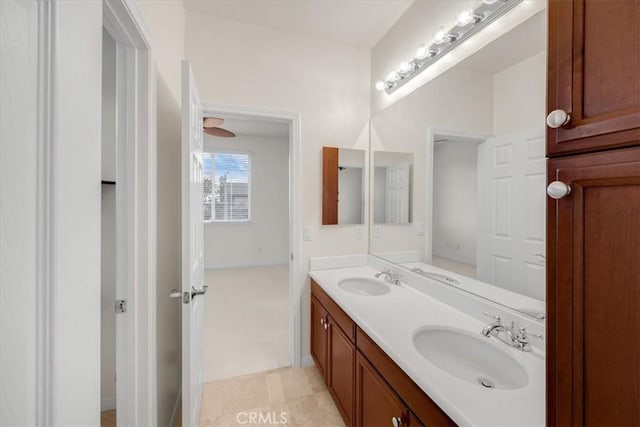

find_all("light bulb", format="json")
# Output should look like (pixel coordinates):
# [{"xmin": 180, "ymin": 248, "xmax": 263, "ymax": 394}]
[
  {"xmin": 399, "ymin": 61, "xmax": 412, "ymax": 74},
  {"xmin": 433, "ymin": 27, "xmax": 455, "ymax": 44},
  {"xmin": 375, "ymin": 81, "xmax": 386, "ymax": 91},
  {"xmin": 456, "ymin": 9, "xmax": 479, "ymax": 26},
  {"xmin": 415, "ymin": 45, "xmax": 429, "ymax": 60},
  {"xmin": 387, "ymin": 69, "xmax": 400, "ymax": 82}
]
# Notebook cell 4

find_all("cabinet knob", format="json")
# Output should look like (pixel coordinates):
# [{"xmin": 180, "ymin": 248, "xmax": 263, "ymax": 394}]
[
  {"xmin": 320, "ymin": 318, "xmax": 325, "ymax": 325},
  {"xmin": 546, "ymin": 181, "xmax": 572, "ymax": 199},
  {"xmin": 392, "ymin": 416, "xmax": 402, "ymax": 427},
  {"xmin": 546, "ymin": 109, "xmax": 571, "ymax": 128}
]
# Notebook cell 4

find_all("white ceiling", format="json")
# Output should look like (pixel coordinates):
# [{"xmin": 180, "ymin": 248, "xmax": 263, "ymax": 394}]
[
  {"xmin": 208, "ymin": 116, "xmax": 290, "ymax": 139},
  {"xmin": 458, "ymin": 11, "xmax": 546, "ymax": 74},
  {"xmin": 182, "ymin": 0, "xmax": 414, "ymax": 48}
]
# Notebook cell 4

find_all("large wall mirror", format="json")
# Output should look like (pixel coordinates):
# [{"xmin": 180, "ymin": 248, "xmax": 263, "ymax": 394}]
[
  {"xmin": 322, "ymin": 147, "xmax": 366, "ymax": 225},
  {"xmin": 369, "ymin": 11, "xmax": 547, "ymax": 321}
]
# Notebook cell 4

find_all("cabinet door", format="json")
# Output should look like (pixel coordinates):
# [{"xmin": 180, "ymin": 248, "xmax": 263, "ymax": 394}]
[
  {"xmin": 327, "ymin": 317, "xmax": 355, "ymax": 426},
  {"xmin": 311, "ymin": 296, "xmax": 328, "ymax": 379},
  {"xmin": 355, "ymin": 352, "xmax": 409, "ymax": 427},
  {"xmin": 547, "ymin": 0, "xmax": 640, "ymax": 156},
  {"xmin": 547, "ymin": 147, "xmax": 640, "ymax": 425}
]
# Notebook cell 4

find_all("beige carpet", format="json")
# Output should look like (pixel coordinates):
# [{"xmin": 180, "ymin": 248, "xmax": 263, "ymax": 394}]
[{"xmin": 204, "ymin": 265, "xmax": 290, "ymax": 383}]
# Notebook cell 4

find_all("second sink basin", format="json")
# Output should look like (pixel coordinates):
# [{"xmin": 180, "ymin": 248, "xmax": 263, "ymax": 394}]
[
  {"xmin": 338, "ymin": 278, "xmax": 391, "ymax": 296},
  {"xmin": 413, "ymin": 326, "xmax": 529, "ymax": 390}
]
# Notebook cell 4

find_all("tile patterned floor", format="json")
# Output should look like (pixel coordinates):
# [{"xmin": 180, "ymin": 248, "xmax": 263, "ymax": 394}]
[{"xmin": 200, "ymin": 365, "xmax": 346, "ymax": 427}]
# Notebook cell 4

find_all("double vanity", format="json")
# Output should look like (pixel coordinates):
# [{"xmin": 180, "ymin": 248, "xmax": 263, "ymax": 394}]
[{"xmin": 309, "ymin": 263, "xmax": 544, "ymax": 427}]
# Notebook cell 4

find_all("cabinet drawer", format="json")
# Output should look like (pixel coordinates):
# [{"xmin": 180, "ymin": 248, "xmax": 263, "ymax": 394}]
[
  {"xmin": 356, "ymin": 327, "xmax": 454, "ymax": 426},
  {"xmin": 311, "ymin": 279, "xmax": 355, "ymax": 341}
]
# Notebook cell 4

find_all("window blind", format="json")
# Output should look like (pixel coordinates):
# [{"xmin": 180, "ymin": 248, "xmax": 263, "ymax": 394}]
[{"xmin": 203, "ymin": 152, "xmax": 250, "ymax": 222}]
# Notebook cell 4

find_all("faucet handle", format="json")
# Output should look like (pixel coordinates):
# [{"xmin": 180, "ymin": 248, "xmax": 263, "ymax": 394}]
[
  {"xmin": 518, "ymin": 326, "xmax": 544, "ymax": 340},
  {"xmin": 482, "ymin": 312, "xmax": 501, "ymax": 322}
]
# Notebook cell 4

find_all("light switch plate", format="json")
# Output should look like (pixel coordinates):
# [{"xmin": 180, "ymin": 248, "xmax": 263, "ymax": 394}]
[
  {"xmin": 355, "ymin": 226, "xmax": 363, "ymax": 239},
  {"xmin": 374, "ymin": 225, "xmax": 382, "ymax": 238},
  {"xmin": 303, "ymin": 226, "xmax": 312, "ymax": 241}
]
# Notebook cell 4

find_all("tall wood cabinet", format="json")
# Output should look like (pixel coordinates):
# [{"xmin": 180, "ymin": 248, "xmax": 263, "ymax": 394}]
[{"xmin": 546, "ymin": 1, "xmax": 640, "ymax": 425}]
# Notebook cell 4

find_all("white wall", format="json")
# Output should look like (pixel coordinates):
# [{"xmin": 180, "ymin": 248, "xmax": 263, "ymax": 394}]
[
  {"xmin": 370, "ymin": 66, "xmax": 494, "ymax": 257},
  {"xmin": 134, "ymin": 2, "xmax": 185, "ymax": 425},
  {"xmin": 136, "ymin": 0, "xmax": 185, "ymax": 104},
  {"xmin": 493, "ymin": 50, "xmax": 546, "ymax": 136},
  {"xmin": 100, "ymin": 29, "xmax": 117, "ymax": 410},
  {"xmin": 184, "ymin": 11, "xmax": 371, "ymax": 360},
  {"xmin": 204, "ymin": 134, "xmax": 289, "ymax": 269},
  {"xmin": 432, "ymin": 140, "xmax": 478, "ymax": 265},
  {"xmin": 102, "ymin": 30, "xmax": 116, "ymax": 182}
]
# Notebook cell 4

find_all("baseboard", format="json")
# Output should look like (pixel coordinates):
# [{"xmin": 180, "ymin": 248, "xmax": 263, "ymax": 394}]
[
  {"xmin": 101, "ymin": 397, "xmax": 116, "ymax": 411},
  {"xmin": 169, "ymin": 388, "xmax": 182, "ymax": 427},
  {"xmin": 301, "ymin": 355, "xmax": 314, "ymax": 368}
]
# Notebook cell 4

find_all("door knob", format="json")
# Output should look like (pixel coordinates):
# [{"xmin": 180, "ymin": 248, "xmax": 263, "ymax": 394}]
[
  {"xmin": 546, "ymin": 109, "xmax": 571, "ymax": 128},
  {"xmin": 547, "ymin": 181, "xmax": 572, "ymax": 199},
  {"xmin": 169, "ymin": 289, "xmax": 182, "ymax": 299}
]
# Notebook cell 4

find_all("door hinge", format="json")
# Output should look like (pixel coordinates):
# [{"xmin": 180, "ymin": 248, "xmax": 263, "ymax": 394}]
[{"xmin": 115, "ymin": 299, "xmax": 127, "ymax": 314}]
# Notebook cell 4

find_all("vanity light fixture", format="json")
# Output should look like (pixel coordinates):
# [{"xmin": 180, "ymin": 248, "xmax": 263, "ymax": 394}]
[{"xmin": 376, "ymin": 0, "xmax": 523, "ymax": 94}]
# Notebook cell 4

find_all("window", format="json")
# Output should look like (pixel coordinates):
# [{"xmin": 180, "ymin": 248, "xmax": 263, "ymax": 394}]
[{"xmin": 203, "ymin": 152, "xmax": 250, "ymax": 222}]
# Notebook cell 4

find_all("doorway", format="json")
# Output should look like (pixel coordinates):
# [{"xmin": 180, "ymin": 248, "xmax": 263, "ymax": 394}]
[
  {"xmin": 200, "ymin": 113, "xmax": 293, "ymax": 382},
  {"xmin": 100, "ymin": 28, "xmax": 118, "ymax": 425}
]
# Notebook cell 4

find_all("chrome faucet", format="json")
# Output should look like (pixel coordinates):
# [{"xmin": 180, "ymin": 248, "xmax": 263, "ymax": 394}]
[
  {"xmin": 374, "ymin": 269, "xmax": 401, "ymax": 286},
  {"xmin": 481, "ymin": 312, "xmax": 543, "ymax": 352}
]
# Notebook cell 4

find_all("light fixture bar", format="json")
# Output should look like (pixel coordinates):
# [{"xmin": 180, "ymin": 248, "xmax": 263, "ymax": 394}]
[{"xmin": 378, "ymin": 0, "xmax": 524, "ymax": 94}]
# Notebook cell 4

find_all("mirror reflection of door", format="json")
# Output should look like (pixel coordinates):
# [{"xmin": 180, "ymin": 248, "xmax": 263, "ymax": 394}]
[
  {"xmin": 322, "ymin": 147, "xmax": 365, "ymax": 225},
  {"xmin": 373, "ymin": 151, "xmax": 413, "ymax": 224}
]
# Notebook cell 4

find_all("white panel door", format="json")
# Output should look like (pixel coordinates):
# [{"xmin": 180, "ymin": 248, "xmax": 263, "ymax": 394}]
[
  {"xmin": 181, "ymin": 60, "xmax": 206, "ymax": 427},
  {"xmin": 477, "ymin": 128, "xmax": 546, "ymax": 300},
  {"xmin": 385, "ymin": 161, "xmax": 411, "ymax": 223}
]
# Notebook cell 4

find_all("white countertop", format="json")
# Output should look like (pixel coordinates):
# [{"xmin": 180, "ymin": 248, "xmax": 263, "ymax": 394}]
[{"xmin": 309, "ymin": 266, "xmax": 545, "ymax": 427}]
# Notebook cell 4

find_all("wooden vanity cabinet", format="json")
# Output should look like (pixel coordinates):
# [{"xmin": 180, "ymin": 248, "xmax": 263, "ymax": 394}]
[
  {"xmin": 327, "ymin": 317, "xmax": 355, "ymax": 426},
  {"xmin": 311, "ymin": 282, "xmax": 355, "ymax": 426},
  {"xmin": 310, "ymin": 295, "xmax": 328, "ymax": 378},
  {"xmin": 310, "ymin": 280, "xmax": 454, "ymax": 427},
  {"xmin": 355, "ymin": 352, "xmax": 413, "ymax": 427},
  {"xmin": 547, "ymin": 0, "xmax": 640, "ymax": 156}
]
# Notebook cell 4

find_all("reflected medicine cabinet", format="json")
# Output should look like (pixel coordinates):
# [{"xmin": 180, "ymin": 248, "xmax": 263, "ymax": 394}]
[{"xmin": 322, "ymin": 146, "xmax": 365, "ymax": 226}]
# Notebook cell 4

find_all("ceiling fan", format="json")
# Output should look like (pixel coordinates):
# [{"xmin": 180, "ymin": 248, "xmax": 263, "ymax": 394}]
[{"xmin": 203, "ymin": 117, "xmax": 236, "ymax": 138}]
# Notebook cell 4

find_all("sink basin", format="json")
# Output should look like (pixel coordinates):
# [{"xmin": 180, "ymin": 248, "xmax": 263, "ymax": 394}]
[
  {"xmin": 338, "ymin": 278, "xmax": 391, "ymax": 296},
  {"xmin": 412, "ymin": 326, "xmax": 528, "ymax": 389}
]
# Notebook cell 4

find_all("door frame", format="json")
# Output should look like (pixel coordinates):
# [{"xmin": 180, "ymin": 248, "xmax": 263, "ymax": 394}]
[
  {"xmin": 424, "ymin": 128, "xmax": 491, "ymax": 263},
  {"xmin": 103, "ymin": 1, "xmax": 158, "ymax": 425},
  {"xmin": 201, "ymin": 102, "xmax": 302, "ymax": 368}
]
